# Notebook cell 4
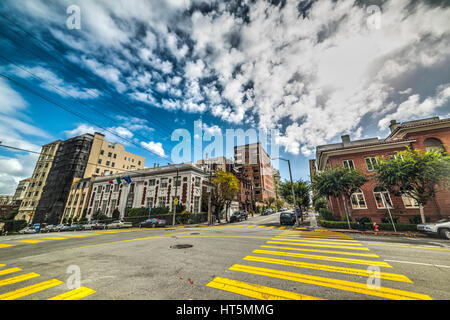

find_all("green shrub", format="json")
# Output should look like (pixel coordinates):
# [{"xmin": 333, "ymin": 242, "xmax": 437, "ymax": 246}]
[
  {"xmin": 319, "ymin": 220, "xmax": 418, "ymax": 232},
  {"xmin": 318, "ymin": 208, "xmax": 334, "ymax": 221},
  {"xmin": 150, "ymin": 206, "xmax": 170, "ymax": 215},
  {"xmin": 2, "ymin": 219, "xmax": 27, "ymax": 232}
]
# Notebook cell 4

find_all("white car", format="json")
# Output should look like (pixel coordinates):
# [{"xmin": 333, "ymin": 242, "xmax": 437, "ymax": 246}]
[
  {"xmin": 106, "ymin": 220, "xmax": 132, "ymax": 229},
  {"xmin": 19, "ymin": 227, "xmax": 36, "ymax": 234},
  {"xmin": 417, "ymin": 219, "xmax": 450, "ymax": 239}
]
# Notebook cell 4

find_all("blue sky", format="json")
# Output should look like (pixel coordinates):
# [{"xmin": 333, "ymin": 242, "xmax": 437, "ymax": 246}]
[{"xmin": 0, "ymin": 0, "xmax": 449, "ymax": 195}]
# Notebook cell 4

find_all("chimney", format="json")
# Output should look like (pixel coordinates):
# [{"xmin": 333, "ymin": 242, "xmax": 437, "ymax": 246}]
[
  {"xmin": 389, "ymin": 120, "xmax": 400, "ymax": 132},
  {"xmin": 341, "ymin": 135, "xmax": 351, "ymax": 146}
]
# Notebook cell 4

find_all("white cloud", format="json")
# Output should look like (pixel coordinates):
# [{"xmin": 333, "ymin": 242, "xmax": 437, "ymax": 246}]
[{"xmin": 141, "ymin": 141, "xmax": 167, "ymax": 158}]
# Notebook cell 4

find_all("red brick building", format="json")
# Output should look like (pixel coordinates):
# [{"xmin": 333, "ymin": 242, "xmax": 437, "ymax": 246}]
[{"xmin": 313, "ymin": 117, "xmax": 450, "ymax": 223}]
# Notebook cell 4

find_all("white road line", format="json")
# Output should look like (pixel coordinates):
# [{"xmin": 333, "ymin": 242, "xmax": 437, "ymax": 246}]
[{"xmin": 384, "ymin": 259, "xmax": 450, "ymax": 268}]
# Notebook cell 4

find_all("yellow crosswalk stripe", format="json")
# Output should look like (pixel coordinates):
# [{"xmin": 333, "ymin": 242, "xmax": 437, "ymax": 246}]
[
  {"xmin": 277, "ymin": 235, "xmax": 357, "ymax": 243},
  {"xmin": 243, "ymin": 256, "xmax": 411, "ymax": 283},
  {"xmin": 253, "ymin": 249, "xmax": 391, "ymax": 267},
  {"xmin": 247, "ymin": 225, "xmax": 257, "ymax": 227},
  {"xmin": 278, "ymin": 227, "xmax": 286, "ymax": 230},
  {"xmin": 60, "ymin": 235, "xmax": 88, "ymax": 237},
  {"xmin": 0, "ymin": 244, "xmax": 15, "ymax": 248},
  {"xmin": 260, "ymin": 245, "xmax": 379, "ymax": 257},
  {"xmin": 256, "ymin": 226, "xmax": 266, "ymax": 228},
  {"xmin": 40, "ymin": 237, "xmax": 68, "ymax": 240},
  {"xmin": 48, "ymin": 286, "xmax": 96, "ymax": 300},
  {"xmin": 0, "ymin": 272, "xmax": 40, "ymax": 287},
  {"xmin": 14, "ymin": 240, "xmax": 44, "ymax": 244},
  {"xmin": 206, "ymin": 277, "xmax": 324, "ymax": 300},
  {"xmin": 272, "ymin": 238, "xmax": 364, "ymax": 246},
  {"xmin": 0, "ymin": 268, "xmax": 21, "ymax": 276},
  {"xmin": 229, "ymin": 264, "xmax": 432, "ymax": 300},
  {"xmin": 266, "ymin": 226, "xmax": 275, "ymax": 229},
  {"xmin": 267, "ymin": 241, "xmax": 371, "ymax": 251},
  {"xmin": 0, "ymin": 279, "xmax": 64, "ymax": 300}
]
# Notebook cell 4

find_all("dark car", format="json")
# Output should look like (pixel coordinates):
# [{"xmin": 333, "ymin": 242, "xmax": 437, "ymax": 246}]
[
  {"xmin": 139, "ymin": 218, "xmax": 166, "ymax": 228},
  {"xmin": 230, "ymin": 211, "xmax": 246, "ymax": 222},
  {"xmin": 68, "ymin": 224, "xmax": 84, "ymax": 231},
  {"xmin": 239, "ymin": 211, "xmax": 248, "ymax": 221},
  {"xmin": 42, "ymin": 224, "xmax": 56, "ymax": 233},
  {"xmin": 280, "ymin": 212, "xmax": 296, "ymax": 225}
]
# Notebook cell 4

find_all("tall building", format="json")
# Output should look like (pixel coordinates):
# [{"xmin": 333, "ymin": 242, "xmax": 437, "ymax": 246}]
[
  {"xmin": 13, "ymin": 178, "xmax": 31, "ymax": 202},
  {"xmin": 234, "ymin": 142, "xmax": 275, "ymax": 202},
  {"xmin": 17, "ymin": 141, "xmax": 60, "ymax": 222},
  {"xmin": 27, "ymin": 132, "xmax": 145, "ymax": 224},
  {"xmin": 313, "ymin": 116, "xmax": 450, "ymax": 223},
  {"xmin": 272, "ymin": 168, "xmax": 281, "ymax": 200}
]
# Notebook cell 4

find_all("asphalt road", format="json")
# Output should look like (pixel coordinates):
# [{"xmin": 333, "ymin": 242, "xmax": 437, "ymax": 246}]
[{"xmin": 0, "ymin": 212, "xmax": 449, "ymax": 300}]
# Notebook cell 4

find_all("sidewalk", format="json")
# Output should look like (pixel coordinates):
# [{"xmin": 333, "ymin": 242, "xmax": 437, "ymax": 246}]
[{"xmin": 316, "ymin": 227, "xmax": 427, "ymax": 238}]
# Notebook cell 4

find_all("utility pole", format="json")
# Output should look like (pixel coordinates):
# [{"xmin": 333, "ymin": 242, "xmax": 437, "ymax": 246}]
[
  {"xmin": 172, "ymin": 167, "xmax": 179, "ymax": 226},
  {"xmin": 207, "ymin": 164, "xmax": 213, "ymax": 225}
]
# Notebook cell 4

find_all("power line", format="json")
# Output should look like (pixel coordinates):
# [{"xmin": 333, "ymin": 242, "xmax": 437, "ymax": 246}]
[
  {"xmin": 0, "ymin": 71, "xmax": 164, "ymax": 159},
  {"xmin": 0, "ymin": 14, "xmax": 179, "ymax": 142},
  {"xmin": 0, "ymin": 143, "xmax": 53, "ymax": 157}
]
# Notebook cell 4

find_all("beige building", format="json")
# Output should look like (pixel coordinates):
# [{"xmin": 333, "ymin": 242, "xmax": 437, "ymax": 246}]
[
  {"xmin": 61, "ymin": 133, "xmax": 146, "ymax": 222},
  {"xmin": 17, "ymin": 141, "xmax": 61, "ymax": 222}
]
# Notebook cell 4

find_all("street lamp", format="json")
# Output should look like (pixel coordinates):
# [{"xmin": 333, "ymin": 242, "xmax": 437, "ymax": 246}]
[{"xmin": 272, "ymin": 157, "xmax": 301, "ymax": 226}]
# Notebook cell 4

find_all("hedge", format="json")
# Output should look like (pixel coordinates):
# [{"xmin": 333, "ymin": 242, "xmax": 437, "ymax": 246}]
[
  {"xmin": 319, "ymin": 220, "xmax": 418, "ymax": 232},
  {"xmin": 318, "ymin": 208, "xmax": 334, "ymax": 221},
  {"xmin": 1, "ymin": 219, "xmax": 28, "ymax": 232}
]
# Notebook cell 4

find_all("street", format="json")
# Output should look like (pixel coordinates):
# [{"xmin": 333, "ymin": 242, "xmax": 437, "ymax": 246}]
[{"xmin": 0, "ymin": 212, "xmax": 449, "ymax": 300}]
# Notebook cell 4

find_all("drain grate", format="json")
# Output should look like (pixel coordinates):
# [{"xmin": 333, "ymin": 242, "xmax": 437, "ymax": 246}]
[{"xmin": 170, "ymin": 244, "xmax": 193, "ymax": 249}]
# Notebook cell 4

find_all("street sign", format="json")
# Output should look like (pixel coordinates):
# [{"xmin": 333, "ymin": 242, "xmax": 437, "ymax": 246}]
[{"xmin": 174, "ymin": 197, "xmax": 179, "ymax": 205}]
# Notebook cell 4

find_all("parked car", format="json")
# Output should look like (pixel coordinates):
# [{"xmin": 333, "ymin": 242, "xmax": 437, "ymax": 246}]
[
  {"xmin": 58, "ymin": 224, "xmax": 72, "ymax": 232},
  {"xmin": 106, "ymin": 220, "xmax": 132, "ymax": 229},
  {"xmin": 67, "ymin": 224, "xmax": 84, "ymax": 231},
  {"xmin": 54, "ymin": 224, "xmax": 68, "ymax": 232},
  {"xmin": 239, "ymin": 211, "xmax": 248, "ymax": 221},
  {"xmin": 139, "ymin": 218, "xmax": 166, "ymax": 228},
  {"xmin": 280, "ymin": 212, "xmax": 296, "ymax": 225},
  {"xmin": 19, "ymin": 227, "xmax": 36, "ymax": 234},
  {"xmin": 417, "ymin": 219, "xmax": 450, "ymax": 239},
  {"xmin": 42, "ymin": 224, "xmax": 56, "ymax": 233},
  {"xmin": 230, "ymin": 211, "xmax": 243, "ymax": 222},
  {"xmin": 83, "ymin": 220, "xmax": 106, "ymax": 230},
  {"xmin": 262, "ymin": 209, "xmax": 272, "ymax": 216}
]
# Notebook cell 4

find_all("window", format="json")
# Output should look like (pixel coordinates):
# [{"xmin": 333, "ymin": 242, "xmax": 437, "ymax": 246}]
[
  {"xmin": 114, "ymin": 184, "xmax": 119, "ymax": 192},
  {"xmin": 108, "ymin": 152, "xmax": 112, "ymax": 157},
  {"xmin": 106, "ymin": 161, "xmax": 110, "ymax": 166},
  {"xmin": 194, "ymin": 196, "xmax": 200, "ymax": 213},
  {"xmin": 129, "ymin": 183, "xmax": 135, "ymax": 193},
  {"xmin": 132, "ymin": 159, "xmax": 135, "ymax": 163},
  {"xmin": 98, "ymin": 159, "xmax": 102, "ymax": 164},
  {"xmin": 100, "ymin": 150, "xmax": 104, "ymax": 155},
  {"xmin": 113, "ymin": 154, "xmax": 117, "ymax": 159},
  {"xmin": 195, "ymin": 177, "xmax": 201, "ymax": 187},
  {"xmin": 402, "ymin": 195, "xmax": 419, "ymax": 208},
  {"xmin": 95, "ymin": 168, "xmax": 100, "ymax": 174},
  {"xmin": 34, "ymin": 191, "xmax": 39, "ymax": 197},
  {"xmin": 174, "ymin": 177, "xmax": 181, "ymax": 187},
  {"xmin": 105, "ymin": 185, "xmax": 111, "ymax": 193},
  {"xmin": 112, "ymin": 162, "xmax": 115, "ymax": 168},
  {"xmin": 161, "ymin": 178, "xmax": 168, "ymax": 188},
  {"xmin": 365, "ymin": 157, "xmax": 378, "ymax": 171},
  {"xmin": 149, "ymin": 179, "xmax": 156, "ymax": 186},
  {"xmin": 138, "ymin": 161, "xmax": 141, "ymax": 166},
  {"xmin": 343, "ymin": 160, "xmax": 355, "ymax": 170},
  {"xmin": 390, "ymin": 154, "xmax": 404, "ymax": 160},
  {"xmin": 350, "ymin": 189, "xmax": 367, "ymax": 209},
  {"xmin": 424, "ymin": 138, "xmax": 445, "ymax": 153},
  {"xmin": 158, "ymin": 196, "xmax": 166, "ymax": 206},
  {"xmin": 80, "ymin": 193, "xmax": 86, "ymax": 204},
  {"xmin": 373, "ymin": 187, "xmax": 393, "ymax": 209},
  {"xmin": 147, "ymin": 197, "xmax": 154, "ymax": 207}
]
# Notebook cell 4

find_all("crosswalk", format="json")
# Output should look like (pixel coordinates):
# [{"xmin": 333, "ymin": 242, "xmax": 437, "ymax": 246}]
[
  {"xmin": 0, "ymin": 263, "xmax": 95, "ymax": 300},
  {"xmin": 206, "ymin": 229, "xmax": 433, "ymax": 300}
]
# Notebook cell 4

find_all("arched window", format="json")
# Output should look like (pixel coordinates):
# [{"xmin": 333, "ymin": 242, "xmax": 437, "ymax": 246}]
[
  {"xmin": 424, "ymin": 138, "xmax": 445, "ymax": 153},
  {"xmin": 373, "ymin": 186, "xmax": 393, "ymax": 209},
  {"xmin": 350, "ymin": 188, "xmax": 367, "ymax": 209}
]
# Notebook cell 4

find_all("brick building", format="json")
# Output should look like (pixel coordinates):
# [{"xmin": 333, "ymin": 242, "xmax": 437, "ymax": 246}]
[{"xmin": 312, "ymin": 116, "xmax": 450, "ymax": 223}]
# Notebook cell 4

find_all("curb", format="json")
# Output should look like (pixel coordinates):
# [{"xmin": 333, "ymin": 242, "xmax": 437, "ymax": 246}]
[{"xmin": 329, "ymin": 228, "xmax": 426, "ymax": 238}]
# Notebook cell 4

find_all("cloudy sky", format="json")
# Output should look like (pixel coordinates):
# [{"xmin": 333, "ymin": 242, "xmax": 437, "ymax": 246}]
[{"xmin": 0, "ymin": 0, "xmax": 449, "ymax": 194}]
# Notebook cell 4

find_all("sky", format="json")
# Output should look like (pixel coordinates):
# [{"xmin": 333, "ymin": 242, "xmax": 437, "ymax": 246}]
[{"xmin": 0, "ymin": 0, "xmax": 449, "ymax": 195}]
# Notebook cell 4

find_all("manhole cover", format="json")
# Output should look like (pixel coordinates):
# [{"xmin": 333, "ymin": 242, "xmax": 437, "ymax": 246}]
[
  {"xmin": 170, "ymin": 244, "xmax": 193, "ymax": 249},
  {"xmin": 190, "ymin": 232, "xmax": 200, "ymax": 235}
]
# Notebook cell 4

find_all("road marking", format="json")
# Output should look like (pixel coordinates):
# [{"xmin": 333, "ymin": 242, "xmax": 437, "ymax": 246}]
[
  {"xmin": 40, "ymin": 237, "xmax": 68, "ymax": 240},
  {"xmin": 243, "ymin": 256, "xmax": 411, "ymax": 283},
  {"xmin": 267, "ymin": 241, "xmax": 370, "ymax": 251},
  {"xmin": 14, "ymin": 240, "xmax": 45, "ymax": 244},
  {"xmin": 256, "ymin": 226, "xmax": 266, "ymax": 228},
  {"xmin": 48, "ymin": 286, "xmax": 96, "ymax": 300},
  {"xmin": 0, "ymin": 244, "xmax": 15, "ymax": 248},
  {"xmin": 59, "ymin": 234, "xmax": 88, "ymax": 238},
  {"xmin": 280, "ymin": 234, "xmax": 353, "ymax": 240},
  {"xmin": 277, "ymin": 235, "xmax": 358, "ymax": 243},
  {"xmin": 365, "ymin": 243, "xmax": 450, "ymax": 252},
  {"xmin": 0, "ymin": 279, "xmax": 64, "ymax": 300},
  {"xmin": 266, "ymin": 226, "xmax": 275, "ymax": 229},
  {"xmin": 246, "ymin": 225, "xmax": 257, "ymax": 227},
  {"xmin": 278, "ymin": 227, "xmax": 286, "ymax": 230},
  {"xmin": 384, "ymin": 260, "xmax": 450, "ymax": 269},
  {"xmin": 206, "ymin": 276, "xmax": 324, "ymax": 300},
  {"xmin": 0, "ymin": 268, "xmax": 21, "ymax": 276},
  {"xmin": 229, "ymin": 264, "xmax": 432, "ymax": 300},
  {"xmin": 272, "ymin": 238, "xmax": 364, "ymax": 246},
  {"xmin": 253, "ymin": 249, "xmax": 391, "ymax": 267},
  {"xmin": 0, "ymin": 273, "xmax": 40, "ymax": 287},
  {"xmin": 260, "ymin": 245, "xmax": 379, "ymax": 257}
]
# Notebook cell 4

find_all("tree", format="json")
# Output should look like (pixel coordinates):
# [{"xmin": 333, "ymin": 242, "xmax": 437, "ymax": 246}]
[
  {"xmin": 375, "ymin": 148, "xmax": 450, "ymax": 223},
  {"xmin": 266, "ymin": 197, "xmax": 276, "ymax": 208},
  {"xmin": 312, "ymin": 167, "xmax": 367, "ymax": 228},
  {"xmin": 279, "ymin": 179, "xmax": 311, "ymax": 213},
  {"xmin": 112, "ymin": 208, "xmax": 120, "ymax": 220},
  {"xmin": 313, "ymin": 196, "xmax": 328, "ymax": 212},
  {"xmin": 210, "ymin": 170, "xmax": 240, "ymax": 223}
]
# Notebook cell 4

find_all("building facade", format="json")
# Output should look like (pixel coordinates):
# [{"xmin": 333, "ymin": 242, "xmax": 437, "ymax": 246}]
[
  {"xmin": 313, "ymin": 116, "xmax": 450, "ymax": 223},
  {"xmin": 13, "ymin": 178, "xmax": 31, "ymax": 202},
  {"xmin": 234, "ymin": 143, "xmax": 275, "ymax": 202},
  {"xmin": 17, "ymin": 141, "xmax": 60, "ymax": 222},
  {"xmin": 87, "ymin": 163, "xmax": 207, "ymax": 220}
]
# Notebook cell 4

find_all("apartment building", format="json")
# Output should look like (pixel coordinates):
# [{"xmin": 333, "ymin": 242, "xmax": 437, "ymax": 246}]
[
  {"xmin": 87, "ymin": 163, "xmax": 206, "ymax": 219},
  {"xmin": 17, "ymin": 141, "xmax": 60, "ymax": 222},
  {"xmin": 234, "ymin": 143, "xmax": 275, "ymax": 202},
  {"xmin": 313, "ymin": 116, "xmax": 450, "ymax": 223},
  {"xmin": 60, "ymin": 133, "xmax": 145, "ymax": 223}
]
